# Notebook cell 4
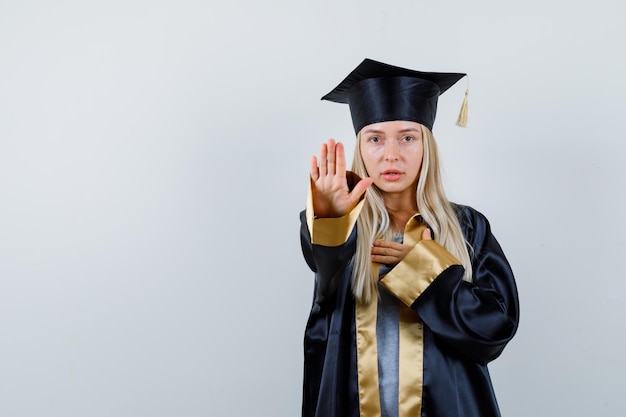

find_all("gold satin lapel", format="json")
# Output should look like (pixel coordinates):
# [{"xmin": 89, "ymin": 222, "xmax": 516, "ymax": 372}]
[
  {"xmin": 398, "ymin": 215, "xmax": 424, "ymax": 416},
  {"xmin": 398, "ymin": 303, "xmax": 424, "ymax": 416},
  {"xmin": 355, "ymin": 265, "xmax": 381, "ymax": 417},
  {"xmin": 403, "ymin": 216, "xmax": 426, "ymax": 246}
]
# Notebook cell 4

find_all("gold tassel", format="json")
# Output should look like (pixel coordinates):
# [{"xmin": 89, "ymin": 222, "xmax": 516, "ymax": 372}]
[{"xmin": 456, "ymin": 77, "xmax": 469, "ymax": 127}]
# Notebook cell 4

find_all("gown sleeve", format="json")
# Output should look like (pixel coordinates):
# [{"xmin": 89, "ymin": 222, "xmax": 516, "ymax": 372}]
[
  {"xmin": 300, "ymin": 172, "xmax": 365, "ymax": 305},
  {"xmin": 381, "ymin": 206, "xmax": 519, "ymax": 365}
]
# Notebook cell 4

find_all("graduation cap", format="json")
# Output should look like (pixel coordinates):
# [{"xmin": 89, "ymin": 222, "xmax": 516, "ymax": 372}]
[{"xmin": 322, "ymin": 58, "xmax": 468, "ymax": 133}]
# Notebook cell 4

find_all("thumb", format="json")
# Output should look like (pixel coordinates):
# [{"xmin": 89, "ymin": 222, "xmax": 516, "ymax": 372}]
[{"xmin": 349, "ymin": 177, "xmax": 374, "ymax": 203}]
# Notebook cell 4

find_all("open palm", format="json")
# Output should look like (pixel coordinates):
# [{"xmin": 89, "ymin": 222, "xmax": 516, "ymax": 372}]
[{"xmin": 310, "ymin": 139, "xmax": 373, "ymax": 218}]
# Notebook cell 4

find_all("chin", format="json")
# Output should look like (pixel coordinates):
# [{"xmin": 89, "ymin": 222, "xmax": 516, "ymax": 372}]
[{"xmin": 376, "ymin": 183, "xmax": 412, "ymax": 194}]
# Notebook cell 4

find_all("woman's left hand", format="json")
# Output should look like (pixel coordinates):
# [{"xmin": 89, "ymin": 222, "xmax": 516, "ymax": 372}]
[
  {"xmin": 371, "ymin": 227, "xmax": 433, "ymax": 266},
  {"xmin": 371, "ymin": 240, "xmax": 413, "ymax": 266}
]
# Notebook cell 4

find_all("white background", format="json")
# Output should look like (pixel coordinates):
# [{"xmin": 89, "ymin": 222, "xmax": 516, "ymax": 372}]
[{"xmin": 1, "ymin": 1, "xmax": 625, "ymax": 416}]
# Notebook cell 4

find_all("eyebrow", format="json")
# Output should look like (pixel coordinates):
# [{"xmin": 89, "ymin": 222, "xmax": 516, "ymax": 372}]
[
  {"xmin": 362, "ymin": 127, "xmax": 421, "ymax": 135},
  {"xmin": 397, "ymin": 128, "xmax": 421, "ymax": 134}
]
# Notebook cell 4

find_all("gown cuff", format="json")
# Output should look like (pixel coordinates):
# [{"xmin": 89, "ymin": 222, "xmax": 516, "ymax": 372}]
[{"xmin": 380, "ymin": 240, "xmax": 462, "ymax": 307}]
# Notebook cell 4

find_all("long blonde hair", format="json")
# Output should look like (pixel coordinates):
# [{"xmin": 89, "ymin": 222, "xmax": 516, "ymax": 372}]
[{"xmin": 351, "ymin": 126, "xmax": 473, "ymax": 303}]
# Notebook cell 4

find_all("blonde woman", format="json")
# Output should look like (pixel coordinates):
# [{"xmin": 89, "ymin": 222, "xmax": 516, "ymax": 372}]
[{"xmin": 300, "ymin": 59, "xmax": 519, "ymax": 417}]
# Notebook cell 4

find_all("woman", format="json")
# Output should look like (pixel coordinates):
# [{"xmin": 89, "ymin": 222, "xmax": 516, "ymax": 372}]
[{"xmin": 299, "ymin": 59, "xmax": 519, "ymax": 417}]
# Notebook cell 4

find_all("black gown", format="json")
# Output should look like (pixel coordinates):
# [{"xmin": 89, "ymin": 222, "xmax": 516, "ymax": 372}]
[{"xmin": 299, "ymin": 203, "xmax": 519, "ymax": 417}]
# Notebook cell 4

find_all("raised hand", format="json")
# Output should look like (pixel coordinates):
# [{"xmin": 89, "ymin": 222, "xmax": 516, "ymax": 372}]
[{"xmin": 310, "ymin": 139, "xmax": 373, "ymax": 218}]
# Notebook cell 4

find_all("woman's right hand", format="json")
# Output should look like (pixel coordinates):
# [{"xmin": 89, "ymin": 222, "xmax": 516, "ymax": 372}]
[{"xmin": 310, "ymin": 139, "xmax": 373, "ymax": 218}]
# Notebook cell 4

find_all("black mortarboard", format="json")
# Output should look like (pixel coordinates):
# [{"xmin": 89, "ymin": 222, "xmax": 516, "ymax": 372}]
[{"xmin": 322, "ymin": 58, "xmax": 467, "ymax": 133}]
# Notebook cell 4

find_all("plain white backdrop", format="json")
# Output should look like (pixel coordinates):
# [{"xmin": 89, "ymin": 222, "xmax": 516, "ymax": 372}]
[{"xmin": 1, "ymin": 0, "xmax": 625, "ymax": 416}]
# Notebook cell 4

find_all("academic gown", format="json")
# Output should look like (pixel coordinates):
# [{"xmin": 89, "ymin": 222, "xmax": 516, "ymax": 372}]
[{"xmin": 299, "ymin": 202, "xmax": 519, "ymax": 417}]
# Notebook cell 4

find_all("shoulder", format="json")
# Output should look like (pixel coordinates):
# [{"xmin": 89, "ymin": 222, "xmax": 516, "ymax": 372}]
[
  {"xmin": 450, "ymin": 203, "xmax": 493, "ymax": 243},
  {"xmin": 450, "ymin": 203, "xmax": 489, "ymax": 225}
]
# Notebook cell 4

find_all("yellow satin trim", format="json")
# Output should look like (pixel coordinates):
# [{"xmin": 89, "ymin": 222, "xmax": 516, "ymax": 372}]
[
  {"xmin": 403, "ymin": 216, "xmax": 426, "ymax": 247},
  {"xmin": 305, "ymin": 175, "xmax": 366, "ymax": 247},
  {"xmin": 355, "ymin": 215, "xmax": 459, "ymax": 416},
  {"xmin": 385, "ymin": 215, "xmax": 456, "ymax": 416},
  {"xmin": 398, "ymin": 303, "xmax": 424, "ymax": 416},
  {"xmin": 381, "ymin": 216, "xmax": 461, "ymax": 307},
  {"xmin": 355, "ymin": 264, "xmax": 381, "ymax": 417}
]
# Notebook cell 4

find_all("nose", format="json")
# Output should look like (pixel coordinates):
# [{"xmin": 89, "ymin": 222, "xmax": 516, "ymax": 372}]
[{"xmin": 383, "ymin": 140, "xmax": 400, "ymax": 161}]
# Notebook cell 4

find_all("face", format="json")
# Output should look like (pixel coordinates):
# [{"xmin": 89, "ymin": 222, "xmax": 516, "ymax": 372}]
[{"xmin": 359, "ymin": 120, "xmax": 424, "ymax": 197}]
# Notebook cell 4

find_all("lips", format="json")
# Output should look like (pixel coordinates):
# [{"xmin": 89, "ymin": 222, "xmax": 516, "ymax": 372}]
[{"xmin": 381, "ymin": 169, "xmax": 403, "ymax": 181}]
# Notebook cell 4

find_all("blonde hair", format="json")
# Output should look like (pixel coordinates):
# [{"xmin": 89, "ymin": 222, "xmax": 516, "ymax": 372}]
[{"xmin": 351, "ymin": 126, "xmax": 473, "ymax": 303}]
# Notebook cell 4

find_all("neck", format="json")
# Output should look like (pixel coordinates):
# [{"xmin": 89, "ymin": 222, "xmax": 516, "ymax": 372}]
[{"xmin": 384, "ymin": 192, "xmax": 419, "ymax": 233}]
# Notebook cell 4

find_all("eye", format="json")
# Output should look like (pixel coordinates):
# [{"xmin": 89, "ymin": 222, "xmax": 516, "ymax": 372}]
[
  {"xmin": 401, "ymin": 135, "xmax": 414, "ymax": 142},
  {"xmin": 368, "ymin": 136, "xmax": 381, "ymax": 143}
]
